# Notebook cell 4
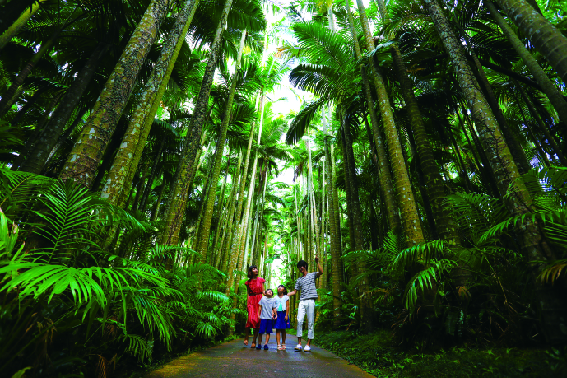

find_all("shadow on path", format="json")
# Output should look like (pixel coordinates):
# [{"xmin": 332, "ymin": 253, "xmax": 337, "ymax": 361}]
[{"xmin": 146, "ymin": 334, "xmax": 374, "ymax": 378}]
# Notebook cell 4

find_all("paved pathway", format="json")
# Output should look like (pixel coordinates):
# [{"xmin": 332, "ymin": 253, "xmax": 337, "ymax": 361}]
[{"xmin": 147, "ymin": 334, "xmax": 374, "ymax": 378}]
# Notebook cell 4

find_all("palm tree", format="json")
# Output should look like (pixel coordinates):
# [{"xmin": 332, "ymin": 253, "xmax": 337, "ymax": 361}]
[
  {"xmin": 196, "ymin": 29, "xmax": 247, "ymax": 263},
  {"xmin": 354, "ymin": 0, "xmax": 425, "ymax": 247},
  {"xmin": 160, "ymin": 0, "xmax": 236, "ymax": 246},
  {"xmin": 101, "ymin": 0, "xmax": 200, "ymax": 207},
  {"xmin": 59, "ymin": 0, "xmax": 172, "ymax": 187},
  {"xmin": 485, "ymin": 0, "xmax": 567, "ymax": 126},
  {"xmin": 494, "ymin": 0, "xmax": 567, "ymax": 84}
]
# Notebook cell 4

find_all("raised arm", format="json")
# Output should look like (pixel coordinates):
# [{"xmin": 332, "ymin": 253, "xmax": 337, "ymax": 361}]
[
  {"xmin": 315, "ymin": 256, "xmax": 323, "ymax": 277},
  {"xmin": 287, "ymin": 290, "xmax": 297, "ymax": 296}
]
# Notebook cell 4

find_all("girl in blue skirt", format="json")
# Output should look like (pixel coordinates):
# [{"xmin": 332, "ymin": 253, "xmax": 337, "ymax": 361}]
[{"xmin": 274, "ymin": 285, "xmax": 291, "ymax": 350}]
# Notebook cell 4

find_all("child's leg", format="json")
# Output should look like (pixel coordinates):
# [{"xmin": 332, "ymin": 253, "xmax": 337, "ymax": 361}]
[
  {"xmin": 251, "ymin": 328, "xmax": 259, "ymax": 347},
  {"xmin": 282, "ymin": 329, "xmax": 287, "ymax": 345},
  {"xmin": 265, "ymin": 333, "xmax": 270, "ymax": 344},
  {"xmin": 276, "ymin": 330, "xmax": 281, "ymax": 346},
  {"xmin": 257, "ymin": 332, "xmax": 263, "ymax": 346}
]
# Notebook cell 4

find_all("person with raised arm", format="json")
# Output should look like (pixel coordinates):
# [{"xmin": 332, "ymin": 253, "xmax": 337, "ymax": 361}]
[{"xmin": 287, "ymin": 256, "xmax": 323, "ymax": 352}]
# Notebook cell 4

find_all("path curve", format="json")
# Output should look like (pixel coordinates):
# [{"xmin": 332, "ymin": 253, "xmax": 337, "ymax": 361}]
[{"xmin": 146, "ymin": 334, "xmax": 374, "ymax": 378}]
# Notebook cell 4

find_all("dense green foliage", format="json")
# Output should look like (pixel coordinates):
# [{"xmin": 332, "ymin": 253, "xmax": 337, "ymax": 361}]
[{"xmin": 1, "ymin": 0, "xmax": 567, "ymax": 376}]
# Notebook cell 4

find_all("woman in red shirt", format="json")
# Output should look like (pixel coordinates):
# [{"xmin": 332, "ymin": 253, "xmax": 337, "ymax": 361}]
[{"xmin": 243, "ymin": 265, "xmax": 266, "ymax": 348}]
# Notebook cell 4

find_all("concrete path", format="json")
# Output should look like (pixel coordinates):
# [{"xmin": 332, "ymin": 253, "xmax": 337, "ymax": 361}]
[{"xmin": 147, "ymin": 334, "xmax": 374, "ymax": 378}]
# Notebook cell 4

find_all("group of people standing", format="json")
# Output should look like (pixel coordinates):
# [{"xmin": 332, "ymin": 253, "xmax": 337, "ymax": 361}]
[{"xmin": 243, "ymin": 257, "xmax": 324, "ymax": 352}]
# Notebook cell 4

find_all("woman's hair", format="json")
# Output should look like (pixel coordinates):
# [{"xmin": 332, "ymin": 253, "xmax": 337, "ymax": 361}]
[
  {"xmin": 277, "ymin": 285, "xmax": 287, "ymax": 295},
  {"xmin": 247, "ymin": 265, "xmax": 258, "ymax": 280}
]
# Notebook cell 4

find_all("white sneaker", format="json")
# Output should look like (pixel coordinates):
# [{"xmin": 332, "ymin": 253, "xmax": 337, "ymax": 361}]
[
  {"xmin": 294, "ymin": 344, "xmax": 302, "ymax": 351},
  {"xmin": 304, "ymin": 345, "xmax": 311, "ymax": 352}
]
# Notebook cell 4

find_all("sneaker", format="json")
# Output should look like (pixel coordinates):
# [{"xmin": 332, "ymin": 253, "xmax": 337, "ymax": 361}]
[
  {"xmin": 304, "ymin": 345, "xmax": 311, "ymax": 352},
  {"xmin": 263, "ymin": 344, "xmax": 269, "ymax": 350},
  {"xmin": 256, "ymin": 344, "xmax": 261, "ymax": 350},
  {"xmin": 294, "ymin": 344, "xmax": 302, "ymax": 351}
]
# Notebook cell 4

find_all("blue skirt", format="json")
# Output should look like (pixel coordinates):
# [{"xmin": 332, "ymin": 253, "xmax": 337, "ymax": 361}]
[{"xmin": 274, "ymin": 311, "xmax": 290, "ymax": 329}]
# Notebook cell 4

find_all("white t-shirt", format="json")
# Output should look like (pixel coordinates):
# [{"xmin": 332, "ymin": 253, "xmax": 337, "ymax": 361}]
[{"xmin": 273, "ymin": 295, "xmax": 289, "ymax": 312}]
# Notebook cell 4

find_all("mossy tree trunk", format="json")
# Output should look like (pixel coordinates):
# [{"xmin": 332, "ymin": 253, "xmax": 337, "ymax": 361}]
[
  {"xmin": 101, "ymin": 0, "xmax": 199, "ymax": 206},
  {"xmin": 494, "ymin": 0, "xmax": 567, "ymax": 84},
  {"xmin": 59, "ymin": 0, "xmax": 171, "ymax": 187},
  {"xmin": 160, "ymin": 0, "xmax": 234, "ymax": 246},
  {"xmin": 20, "ymin": 42, "xmax": 109, "ymax": 174},
  {"xmin": 355, "ymin": 0, "xmax": 425, "ymax": 247},
  {"xmin": 196, "ymin": 29, "xmax": 246, "ymax": 263},
  {"xmin": 485, "ymin": 0, "xmax": 567, "ymax": 124}
]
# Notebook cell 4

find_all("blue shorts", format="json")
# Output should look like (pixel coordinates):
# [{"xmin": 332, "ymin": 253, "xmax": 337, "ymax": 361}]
[{"xmin": 258, "ymin": 318, "xmax": 273, "ymax": 334}]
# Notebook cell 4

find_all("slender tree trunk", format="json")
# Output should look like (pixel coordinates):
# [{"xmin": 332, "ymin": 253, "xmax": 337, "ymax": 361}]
[
  {"xmin": 225, "ymin": 115, "xmax": 256, "ymax": 295},
  {"xmin": 0, "ymin": 0, "xmax": 43, "ymax": 50},
  {"xmin": 101, "ymin": 0, "xmax": 199, "ymax": 205},
  {"xmin": 139, "ymin": 140, "xmax": 165, "ymax": 212},
  {"xmin": 355, "ymin": 0, "xmax": 425, "ymax": 247},
  {"xmin": 426, "ymin": 0, "xmax": 564, "ymax": 343},
  {"xmin": 494, "ymin": 0, "xmax": 567, "ymax": 84},
  {"xmin": 20, "ymin": 43, "xmax": 109, "ymax": 174},
  {"xmin": 345, "ymin": 2, "xmax": 400, "ymax": 234},
  {"xmin": 326, "ymin": 137, "xmax": 342, "ymax": 327},
  {"xmin": 486, "ymin": 1, "xmax": 567, "ymax": 124},
  {"xmin": 59, "ymin": 0, "xmax": 171, "ymax": 187},
  {"xmin": 197, "ymin": 29, "xmax": 246, "ymax": 262},
  {"xmin": 160, "ymin": 0, "xmax": 233, "ymax": 246},
  {"xmin": 0, "ymin": 28, "xmax": 62, "ymax": 117}
]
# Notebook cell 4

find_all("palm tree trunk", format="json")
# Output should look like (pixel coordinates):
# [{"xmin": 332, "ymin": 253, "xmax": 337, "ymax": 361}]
[
  {"xmin": 220, "ymin": 151, "xmax": 245, "ymax": 273},
  {"xmin": 494, "ymin": 0, "xmax": 567, "ymax": 84},
  {"xmin": 0, "ymin": 27, "xmax": 62, "ymax": 117},
  {"xmin": 0, "ymin": 0, "xmax": 44, "ymax": 51},
  {"xmin": 225, "ymin": 115, "xmax": 257, "ymax": 295},
  {"xmin": 197, "ymin": 29, "xmax": 246, "ymax": 263},
  {"xmin": 59, "ymin": 0, "xmax": 171, "ymax": 187},
  {"xmin": 518, "ymin": 85, "xmax": 567, "ymax": 165},
  {"xmin": 139, "ymin": 140, "xmax": 165, "ymax": 212},
  {"xmin": 20, "ymin": 43, "xmax": 109, "ymax": 174},
  {"xmin": 101, "ymin": 0, "xmax": 199, "ymax": 205},
  {"xmin": 426, "ymin": 0, "xmax": 564, "ymax": 343},
  {"xmin": 485, "ymin": 1, "xmax": 567, "ymax": 124},
  {"xmin": 160, "ymin": 0, "xmax": 233, "ymax": 246},
  {"xmin": 345, "ymin": 2, "xmax": 400, "ymax": 234},
  {"xmin": 325, "ymin": 136, "xmax": 342, "ymax": 327},
  {"xmin": 355, "ymin": 0, "xmax": 425, "ymax": 247}
]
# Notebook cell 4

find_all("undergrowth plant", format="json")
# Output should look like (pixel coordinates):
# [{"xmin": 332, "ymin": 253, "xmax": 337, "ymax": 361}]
[
  {"xmin": 0, "ymin": 168, "xmax": 234, "ymax": 377},
  {"xmin": 338, "ymin": 166, "xmax": 567, "ymax": 347}
]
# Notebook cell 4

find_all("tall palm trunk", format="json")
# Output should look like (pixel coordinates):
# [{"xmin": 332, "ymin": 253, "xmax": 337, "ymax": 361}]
[
  {"xmin": 355, "ymin": 0, "xmax": 425, "ymax": 247},
  {"xmin": 215, "ymin": 152, "xmax": 242, "ymax": 268},
  {"xmin": 59, "ymin": 0, "xmax": 171, "ymax": 186},
  {"xmin": 375, "ymin": 0, "xmax": 460, "ymax": 244},
  {"xmin": 224, "ymin": 117, "xmax": 256, "ymax": 294},
  {"xmin": 425, "ymin": 0, "xmax": 565, "ymax": 344},
  {"xmin": 0, "ymin": 27, "xmax": 62, "ymax": 117},
  {"xmin": 101, "ymin": 0, "xmax": 200, "ymax": 206},
  {"xmin": 494, "ymin": 0, "xmax": 567, "ymax": 84},
  {"xmin": 326, "ymin": 136, "xmax": 342, "ymax": 327},
  {"xmin": 160, "ymin": 0, "xmax": 234, "ymax": 245},
  {"xmin": 485, "ymin": 0, "xmax": 567, "ymax": 124},
  {"xmin": 197, "ymin": 29, "xmax": 246, "ymax": 263},
  {"xmin": 345, "ymin": 2, "xmax": 400, "ymax": 234},
  {"xmin": 0, "ymin": 0, "xmax": 44, "ymax": 51},
  {"xmin": 20, "ymin": 43, "xmax": 109, "ymax": 174}
]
